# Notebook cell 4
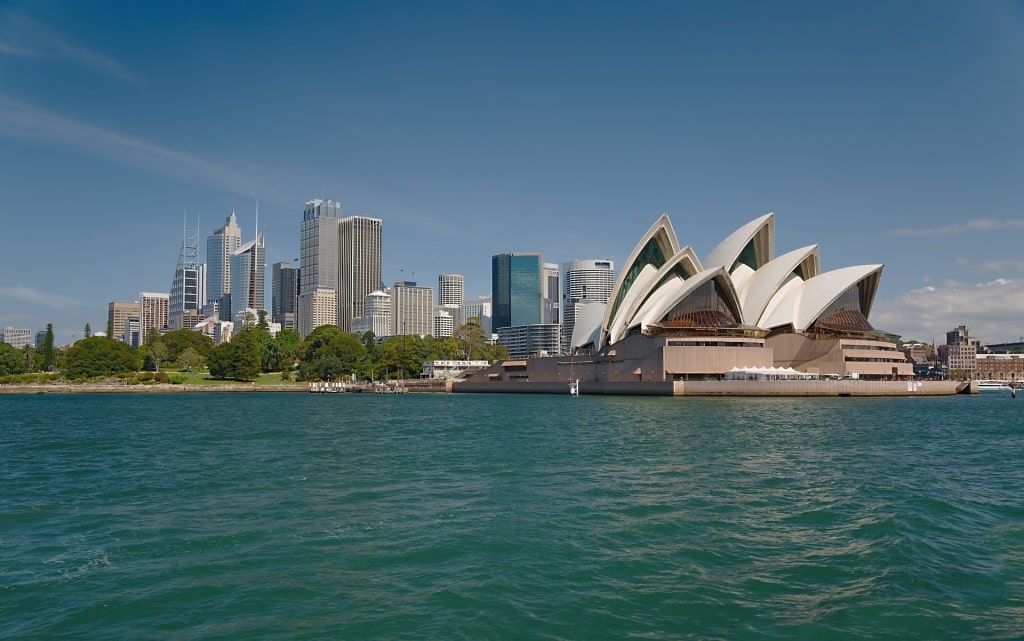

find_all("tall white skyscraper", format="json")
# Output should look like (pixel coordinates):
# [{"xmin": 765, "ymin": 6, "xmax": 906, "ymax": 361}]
[
  {"xmin": 339, "ymin": 215, "xmax": 382, "ymax": 333},
  {"xmin": 438, "ymin": 274, "xmax": 464, "ymax": 307},
  {"xmin": 206, "ymin": 211, "xmax": 242, "ymax": 307},
  {"xmin": 299, "ymin": 199, "xmax": 341, "ymax": 338},
  {"xmin": 461, "ymin": 296, "xmax": 493, "ymax": 335},
  {"xmin": 561, "ymin": 259, "xmax": 615, "ymax": 353},
  {"xmin": 543, "ymin": 262, "xmax": 560, "ymax": 327}
]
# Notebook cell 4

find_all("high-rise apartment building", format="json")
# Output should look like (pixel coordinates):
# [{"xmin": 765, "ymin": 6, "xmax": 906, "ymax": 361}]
[
  {"xmin": 561, "ymin": 259, "xmax": 615, "ymax": 353},
  {"xmin": 139, "ymin": 292, "xmax": 169, "ymax": 344},
  {"xmin": 299, "ymin": 199, "xmax": 341, "ymax": 338},
  {"xmin": 108, "ymin": 301, "xmax": 138, "ymax": 342},
  {"xmin": 392, "ymin": 281, "xmax": 434, "ymax": 337},
  {"xmin": 206, "ymin": 211, "xmax": 242, "ymax": 306},
  {"xmin": 229, "ymin": 233, "xmax": 265, "ymax": 314},
  {"xmin": 946, "ymin": 324, "xmax": 978, "ymax": 375},
  {"xmin": 492, "ymin": 252, "xmax": 544, "ymax": 330},
  {"xmin": 272, "ymin": 262, "xmax": 300, "ymax": 331},
  {"xmin": 339, "ymin": 215, "xmax": 382, "ymax": 333},
  {"xmin": 434, "ymin": 306, "xmax": 457, "ymax": 338}
]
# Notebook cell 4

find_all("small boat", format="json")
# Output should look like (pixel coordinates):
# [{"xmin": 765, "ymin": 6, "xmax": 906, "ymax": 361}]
[{"xmin": 977, "ymin": 380, "xmax": 1011, "ymax": 391}]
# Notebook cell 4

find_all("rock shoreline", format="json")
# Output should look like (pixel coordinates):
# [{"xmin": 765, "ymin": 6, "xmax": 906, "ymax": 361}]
[{"xmin": 0, "ymin": 383, "xmax": 307, "ymax": 394}]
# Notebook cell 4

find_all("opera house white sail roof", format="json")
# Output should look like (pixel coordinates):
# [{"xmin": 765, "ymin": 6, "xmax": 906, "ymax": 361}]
[{"xmin": 583, "ymin": 213, "xmax": 885, "ymax": 351}]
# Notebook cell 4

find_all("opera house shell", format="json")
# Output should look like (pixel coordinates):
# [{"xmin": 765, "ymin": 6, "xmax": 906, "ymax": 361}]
[{"xmin": 456, "ymin": 213, "xmax": 968, "ymax": 396}]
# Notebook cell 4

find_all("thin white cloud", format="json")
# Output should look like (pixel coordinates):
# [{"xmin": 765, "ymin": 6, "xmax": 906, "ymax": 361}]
[
  {"xmin": 873, "ymin": 278, "xmax": 1024, "ymax": 344},
  {"xmin": 889, "ymin": 218, "xmax": 1024, "ymax": 237},
  {"xmin": 0, "ymin": 9, "xmax": 142, "ymax": 83},
  {"xmin": 0, "ymin": 285, "xmax": 87, "ymax": 309},
  {"xmin": 0, "ymin": 96, "xmax": 297, "ymax": 208},
  {"xmin": 979, "ymin": 259, "xmax": 1024, "ymax": 273}
]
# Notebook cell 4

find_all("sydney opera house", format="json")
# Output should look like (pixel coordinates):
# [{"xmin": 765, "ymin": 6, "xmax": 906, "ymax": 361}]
[{"xmin": 456, "ymin": 213, "xmax": 968, "ymax": 396}]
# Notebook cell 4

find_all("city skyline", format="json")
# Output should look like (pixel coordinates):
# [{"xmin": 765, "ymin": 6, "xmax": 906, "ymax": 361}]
[{"xmin": 1, "ymin": 3, "xmax": 1023, "ymax": 343}]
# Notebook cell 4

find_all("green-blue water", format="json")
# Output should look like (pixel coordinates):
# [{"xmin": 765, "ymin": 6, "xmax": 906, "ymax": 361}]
[{"xmin": 3, "ymin": 393, "xmax": 1023, "ymax": 640}]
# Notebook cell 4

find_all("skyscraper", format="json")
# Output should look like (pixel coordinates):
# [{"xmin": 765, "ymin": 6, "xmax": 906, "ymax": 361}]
[
  {"xmin": 392, "ymin": 281, "xmax": 434, "ymax": 337},
  {"xmin": 299, "ymin": 199, "xmax": 341, "ymax": 338},
  {"xmin": 108, "ymin": 300, "xmax": 138, "ymax": 342},
  {"xmin": 438, "ymin": 274, "xmax": 465, "ymax": 307},
  {"xmin": 206, "ymin": 211, "xmax": 242, "ymax": 307},
  {"xmin": 339, "ymin": 215, "xmax": 382, "ymax": 333},
  {"xmin": 229, "ymin": 232, "xmax": 265, "ymax": 319},
  {"xmin": 461, "ymin": 296, "xmax": 493, "ymax": 335},
  {"xmin": 169, "ymin": 219, "xmax": 202, "ymax": 331},
  {"xmin": 272, "ymin": 262, "xmax": 300, "ymax": 331},
  {"xmin": 543, "ymin": 262, "xmax": 560, "ymax": 326},
  {"xmin": 492, "ymin": 252, "xmax": 544, "ymax": 330},
  {"xmin": 561, "ymin": 259, "xmax": 615, "ymax": 353}
]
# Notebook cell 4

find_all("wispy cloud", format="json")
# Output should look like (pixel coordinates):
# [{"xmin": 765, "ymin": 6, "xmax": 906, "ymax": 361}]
[
  {"xmin": 0, "ymin": 96, "xmax": 297, "ymax": 208},
  {"xmin": 0, "ymin": 286, "xmax": 87, "ymax": 309},
  {"xmin": 0, "ymin": 9, "xmax": 142, "ymax": 83},
  {"xmin": 888, "ymin": 218, "xmax": 1024, "ymax": 237},
  {"xmin": 873, "ymin": 278, "xmax": 1024, "ymax": 344}
]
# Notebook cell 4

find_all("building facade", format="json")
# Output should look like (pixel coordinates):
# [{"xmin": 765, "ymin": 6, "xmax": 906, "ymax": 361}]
[
  {"xmin": 338, "ymin": 215, "xmax": 382, "ymax": 332},
  {"xmin": 206, "ymin": 211, "xmax": 242, "ymax": 306},
  {"xmin": 461, "ymin": 296, "xmax": 493, "ymax": 335},
  {"xmin": 543, "ymin": 262, "xmax": 560, "ymax": 327},
  {"xmin": 229, "ymin": 234, "xmax": 265, "ymax": 315},
  {"xmin": 139, "ymin": 292, "xmax": 169, "ymax": 344},
  {"xmin": 299, "ymin": 199, "xmax": 342, "ymax": 337},
  {"xmin": 497, "ymin": 324, "xmax": 561, "ymax": 359},
  {"xmin": 561, "ymin": 259, "xmax": 615, "ymax": 354},
  {"xmin": 391, "ymin": 281, "xmax": 434, "ymax": 337},
  {"xmin": 1, "ymin": 327, "xmax": 32, "ymax": 349},
  {"xmin": 272, "ymin": 262, "xmax": 300, "ymax": 331},
  {"xmin": 492, "ymin": 252, "xmax": 544, "ymax": 331},
  {"xmin": 107, "ymin": 301, "xmax": 137, "ymax": 342},
  {"xmin": 945, "ymin": 325, "xmax": 978, "ymax": 375},
  {"xmin": 353, "ymin": 290, "xmax": 392, "ymax": 337},
  {"xmin": 438, "ymin": 274, "xmax": 465, "ymax": 310}
]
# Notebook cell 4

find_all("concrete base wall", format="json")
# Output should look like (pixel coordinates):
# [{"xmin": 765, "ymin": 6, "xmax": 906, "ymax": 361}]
[{"xmin": 454, "ymin": 379, "xmax": 966, "ymax": 396}]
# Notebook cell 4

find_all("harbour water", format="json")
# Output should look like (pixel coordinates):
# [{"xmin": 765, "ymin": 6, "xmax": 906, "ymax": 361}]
[{"xmin": 3, "ymin": 392, "xmax": 1023, "ymax": 640}]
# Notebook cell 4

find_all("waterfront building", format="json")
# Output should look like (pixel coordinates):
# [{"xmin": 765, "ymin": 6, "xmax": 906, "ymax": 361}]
[
  {"xmin": 945, "ymin": 325, "xmax": 978, "ymax": 375},
  {"xmin": 497, "ymin": 324, "xmax": 561, "ymax": 358},
  {"xmin": 492, "ymin": 252, "xmax": 544, "ymax": 330},
  {"xmin": 460, "ymin": 212, "xmax": 919, "ymax": 394},
  {"xmin": 392, "ymin": 281, "xmax": 434, "ymax": 337},
  {"xmin": 461, "ymin": 296, "xmax": 493, "ymax": 335},
  {"xmin": 561, "ymin": 259, "xmax": 615, "ymax": 354},
  {"xmin": 976, "ymin": 353, "xmax": 1024, "ymax": 382},
  {"xmin": 229, "ymin": 233, "xmax": 265, "ymax": 315},
  {"xmin": 139, "ymin": 292, "xmax": 169, "ymax": 344},
  {"xmin": 1, "ymin": 327, "xmax": 32, "ymax": 349},
  {"xmin": 299, "ymin": 199, "xmax": 341, "ymax": 337},
  {"xmin": 206, "ymin": 211, "xmax": 243, "ymax": 306},
  {"xmin": 353, "ymin": 290, "xmax": 392, "ymax": 337},
  {"xmin": 422, "ymin": 360, "xmax": 490, "ymax": 379},
  {"xmin": 272, "ymin": 262, "xmax": 300, "ymax": 331},
  {"xmin": 338, "ymin": 215, "xmax": 382, "ymax": 332}
]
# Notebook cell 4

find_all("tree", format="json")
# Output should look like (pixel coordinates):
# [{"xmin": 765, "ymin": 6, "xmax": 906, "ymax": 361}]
[
  {"xmin": 160, "ymin": 329, "xmax": 215, "ymax": 361},
  {"xmin": 84, "ymin": 323, "xmax": 92, "ymax": 338},
  {"xmin": 208, "ymin": 329, "xmax": 260, "ymax": 380},
  {"xmin": 297, "ymin": 325, "xmax": 368, "ymax": 381},
  {"xmin": 63, "ymin": 337, "xmax": 141, "ymax": 379},
  {"xmin": 0, "ymin": 342, "xmax": 26, "ymax": 376},
  {"xmin": 21, "ymin": 345, "xmax": 35, "ymax": 372},
  {"xmin": 147, "ymin": 340, "xmax": 168, "ymax": 372},
  {"xmin": 178, "ymin": 347, "xmax": 201, "ymax": 372},
  {"xmin": 41, "ymin": 323, "xmax": 55, "ymax": 371}
]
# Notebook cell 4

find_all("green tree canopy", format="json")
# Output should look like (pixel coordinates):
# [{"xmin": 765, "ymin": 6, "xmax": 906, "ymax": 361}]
[
  {"xmin": 298, "ymin": 325, "xmax": 367, "ymax": 381},
  {"xmin": 41, "ymin": 323, "xmax": 55, "ymax": 371},
  {"xmin": 207, "ymin": 329, "xmax": 261, "ymax": 381},
  {"xmin": 63, "ymin": 336, "xmax": 141, "ymax": 379},
  {"xmin": 160, "ymin": 328, "xmax": 215, "ymax": 360},
  {"xmin": 0, "ymin": 342, "xmax": 27, "ymax": 376}
]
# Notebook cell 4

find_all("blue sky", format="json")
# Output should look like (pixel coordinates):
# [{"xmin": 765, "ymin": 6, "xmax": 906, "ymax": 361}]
[{"xmin": 1, "ymin": 1, "xmax": 1023, "ymax": 345}]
